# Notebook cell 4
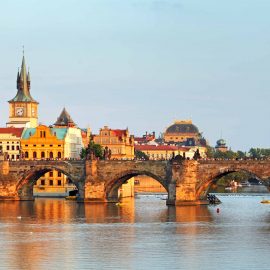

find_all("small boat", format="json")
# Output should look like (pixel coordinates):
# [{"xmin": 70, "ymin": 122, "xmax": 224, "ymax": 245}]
[
  {"xmin": 261, "ymin": 200, "xmax": 270, "ymax": 204},
  {"xmin": 240, "ymin": 181, "xmax": 251, "ymax": 187},
  {"xmin": 207, "ymin": 194, "xmax": 221, "ymax": 204}
]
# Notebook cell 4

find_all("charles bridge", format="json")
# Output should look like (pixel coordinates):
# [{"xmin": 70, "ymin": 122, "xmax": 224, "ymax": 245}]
[{"xmin": 0, "ymin": 159, "xmax": 270, "ymax": 205}]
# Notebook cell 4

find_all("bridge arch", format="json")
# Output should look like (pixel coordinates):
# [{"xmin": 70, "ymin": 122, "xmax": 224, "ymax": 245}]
[
  {"xmin": 105, "ymin": 170, "xmax": 168, "ymax": 201},
  {"xmin": 16, "ymin": 165, "xmax": 79, "ymax": 200},
  {"xmin": 196, "ymin": 167, "xmax": 263, "ymax": 199}
]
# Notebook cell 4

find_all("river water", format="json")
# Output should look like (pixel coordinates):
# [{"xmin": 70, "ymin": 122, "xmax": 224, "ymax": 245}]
[{"xmin": 0, "ymin": 194, "xmax": 269, "ymax": 270}]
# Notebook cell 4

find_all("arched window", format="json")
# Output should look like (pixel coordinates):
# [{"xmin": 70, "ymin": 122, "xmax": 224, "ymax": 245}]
[
  {"xmin": 49, "ymin": 152, "xmax": 54, "ymax": 159},
  {"xmin": 33, "ymin": 151, "xmax": 37, "ymax": 159},
  {"xmin": 57, "ymin": 152, "xmax": 62, "ymax": 159},
  {"xmin": 41, "ymin": 152, "xmax": 45, "ymax": 158},
  {"xmin": 25, "ymin": 152, "xmax": 29, "ymax": 158}
]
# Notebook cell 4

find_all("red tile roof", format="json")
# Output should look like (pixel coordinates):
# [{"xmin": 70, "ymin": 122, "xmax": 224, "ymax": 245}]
[
  {"xmin": 111, "ymin": 129, "xmax": 127, "ymax": 137},
  {"xmin": 135, "ymin": 145, "xmax": 190, "ymax": 151},
  {"xmin": 0, "ymin": 128, "xmax": 24, "ymax": 138}
]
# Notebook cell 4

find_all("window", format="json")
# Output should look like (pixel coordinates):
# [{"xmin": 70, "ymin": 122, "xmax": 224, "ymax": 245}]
[
  {"xmin": 16, "ymin": 155, "xmax": 20, "ymax": 160},
  {"xmin": 49, "ymin": 180, "xmax": 53, "ymax": 186},
  {"xmin": 11, "ymin": 155, "xmax": 14, "ymax": 160},
  {"xmin": 57, "ymin": 180, "xmax": 62, "ymax": 186},
  {"xmin": 57, "ymin": 152, "xmax": 61, "ymax": 159},
  {"xmin": 25, "ymin": 144, "xmax": 28, "ymax": 147},
  {"xmin": 25, "ymin": 152, "xmax": 29, "ymax": 158},
  {"xmin": 41, "ymin": 152, "xmax": 45, "ymax": 158},
  {"xmin": 49, "ymin": 171, "xmax": 53, "ymax": 177},
  {"xmin": 33, "ymin": 144, "xmax": 36, "ymax": 147},
  {"xmin": 49, "ymin": 152, "xmax": 53, "ymax": 159},
  {"xmin": 16, "ymin": 146, "xmax": 19, "ymax": 150},
  {"xmin": 57, "ymin": 172, "xmax": 61, "ymax": 177},
  {"xmin": 33, "ymin": 152, "xmax": 37, "ymax": 159},
  {"xmin": 41, "ymin": 144, "xmax": 45, "ymax": 147},
  {"xmin": 11, "ymin": 146, "xmax": 15, "ymax": 150},
  {"xmin": 6, "ymin": 146, "xmax": 9, "ymax": 150},
  {"xmin": 41, "ymin": 180, "xmax": 45, "ymax": 186}
]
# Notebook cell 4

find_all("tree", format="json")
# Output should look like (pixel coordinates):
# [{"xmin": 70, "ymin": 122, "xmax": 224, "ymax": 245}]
[
  {"xmin": 248, "ymin": 148, "xmax": 270, "ymax": 159},
  {"xmin": 206, "ymin": 146, "xmax": 215, "ymax": 158},
  {"xmin": 80, "ymin": 141, "xmax": 104, "ymax": 159},
  {"xmin": 135, "ymin": 150, "xmax": 149, "ymax": 160}
]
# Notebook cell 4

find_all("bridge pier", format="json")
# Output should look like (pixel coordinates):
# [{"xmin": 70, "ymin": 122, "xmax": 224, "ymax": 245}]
[
  {"xmin": 83, "ymin": 182, "xmax": 108, "ymax": 203},
  {"xmin": 172, "ymin": 160, "xmax": 209, "ymax": 206}
]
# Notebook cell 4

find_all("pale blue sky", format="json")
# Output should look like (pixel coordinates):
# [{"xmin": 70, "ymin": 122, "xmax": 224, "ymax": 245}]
[{"xmin": 0, "ymin": 0, "xmax": 270, "ymax": 151}]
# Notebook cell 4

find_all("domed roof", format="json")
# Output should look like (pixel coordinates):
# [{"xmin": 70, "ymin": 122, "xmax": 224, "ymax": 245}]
[
  {"xmin": 216, "ymin": 139, "xmax": 226, "ymax": 146},
  {"xmin": 166, "ymin": 121, "xmax": 199, "ymax": 134}
]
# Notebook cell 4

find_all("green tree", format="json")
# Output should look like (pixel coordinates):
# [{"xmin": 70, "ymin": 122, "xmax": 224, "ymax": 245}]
[
  {"xmin": 80, "ymin": 141, "xmax": 104, "ymax": 159},
  {"xmin": 206, "ymin": 146, "xmax": 215, "ymax": 158},
  {"xmin": 248, "ymin": 148, "xmax": 270, "ymax": 159},
  {"xmin": 135, "ymin": 150, "xmax": 149, "ymax": 160}
]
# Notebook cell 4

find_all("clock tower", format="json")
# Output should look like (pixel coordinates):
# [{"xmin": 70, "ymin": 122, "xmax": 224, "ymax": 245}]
[{"xmin": 6, "ymin": 55, "xmax": 39, "ymax": 128}]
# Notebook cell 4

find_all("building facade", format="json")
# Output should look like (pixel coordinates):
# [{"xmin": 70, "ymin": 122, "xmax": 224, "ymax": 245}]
[
  {"xmin": 0, "ymin": 128, "xmax": 24, "ymax": 160},
  {"xmin": 54, "ymin": 108, "xmax": 84, "ymax": 158},
  {"xmin": 93, "ymin": 126, "xmax": 135, "ymax": 159}
]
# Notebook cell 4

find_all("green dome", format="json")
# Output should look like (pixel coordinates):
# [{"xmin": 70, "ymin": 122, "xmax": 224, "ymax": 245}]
[{"xmin": 216, "ymin": 139, "xmax": 226, "ymax": 146}]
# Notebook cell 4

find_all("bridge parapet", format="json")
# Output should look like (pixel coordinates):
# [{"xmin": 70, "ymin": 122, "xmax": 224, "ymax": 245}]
[{"xmin": 0, "ymin": 159, "xmax": 270, "ymax": 205}]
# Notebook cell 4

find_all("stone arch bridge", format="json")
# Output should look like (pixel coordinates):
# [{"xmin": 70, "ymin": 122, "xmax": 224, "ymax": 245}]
[{"xmin": 0, "ymin": 159, "xmax": 270, "ymax": 205}]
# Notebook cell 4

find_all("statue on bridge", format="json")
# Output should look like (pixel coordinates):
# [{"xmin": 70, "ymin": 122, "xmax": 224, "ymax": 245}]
[
  {"xmin": 103, "ymin": 147, "xmax": 111, "ymax": 160},
  {"xmin": 193, "ymin": 149, "xmax": 201, "ymax": 160},
  {"xmin": 171, "ymin": 154, "xmax": 185, "ymax": 163}
]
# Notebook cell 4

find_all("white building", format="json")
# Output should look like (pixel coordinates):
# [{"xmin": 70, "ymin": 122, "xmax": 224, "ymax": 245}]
[{"xmin": 0, "ymin": 128, "xmax": 24, "ymax": 160}]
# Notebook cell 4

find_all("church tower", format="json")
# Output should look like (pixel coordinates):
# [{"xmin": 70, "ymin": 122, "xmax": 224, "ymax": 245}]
[{"xmin": 6, "ymin": 54, "xmax": 39, "ymax": 128}]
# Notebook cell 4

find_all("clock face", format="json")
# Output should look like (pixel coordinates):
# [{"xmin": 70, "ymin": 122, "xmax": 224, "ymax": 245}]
[{"xmin": 16, "ymin": 107, "xmax": 24, "ymax": 116}]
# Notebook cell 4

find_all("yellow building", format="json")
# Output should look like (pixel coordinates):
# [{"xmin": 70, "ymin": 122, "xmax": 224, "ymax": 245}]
[
  {"xmin": 93, "ymin": 126, "xmax": 134, "ymax": 160},
  {"xmin": 164, "ymin": 120, "xmax": 200, "ymax": 143},
  {"xmin": 6, "ymin": 55, "xmax": 38, "ymax": 128},
  {"xmin": 21, "ymin": 125, "xmax": 65, "ymax": 159},
  {"xmin": 21, "ymin": 125, "xmax": 69, "ymax": 195}
]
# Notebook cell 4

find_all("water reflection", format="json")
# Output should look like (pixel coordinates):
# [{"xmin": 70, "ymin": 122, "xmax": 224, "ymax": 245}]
[
  {"xmin": 1, "ymin": 196, "xmax": 270, "ymax": 270},
  {"xmin": 0, "ymin": 196, "xmax": 213, "ymax": 224}
]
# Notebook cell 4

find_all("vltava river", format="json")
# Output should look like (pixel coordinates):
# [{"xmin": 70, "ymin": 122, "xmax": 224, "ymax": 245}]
[{"xmin": 0, "ymin": 194, "xmax": 269, "ymax": 270}]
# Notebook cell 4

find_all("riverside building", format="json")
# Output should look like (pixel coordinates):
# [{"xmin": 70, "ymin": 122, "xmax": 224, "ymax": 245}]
[
  {"xmin": 0, "ymin": 128, "xmax": 24, "ymax": 160},
  {"xmin": 92, "ymin": 126, "xmax": 134, "ymax": 160}
]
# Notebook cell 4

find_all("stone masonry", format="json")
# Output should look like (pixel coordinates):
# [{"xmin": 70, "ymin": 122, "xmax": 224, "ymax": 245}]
[{"xmin": 0, "ymin": 159, "xmax": 270, "ymax": 205}]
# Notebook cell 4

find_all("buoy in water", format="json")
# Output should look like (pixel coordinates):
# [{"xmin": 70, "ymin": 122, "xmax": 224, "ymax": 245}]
[{"xmin": 115, "ymin": 202, "xmax": 123, "ymax": 206}]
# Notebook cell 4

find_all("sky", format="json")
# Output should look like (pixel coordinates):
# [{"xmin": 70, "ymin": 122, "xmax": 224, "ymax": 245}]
[{"xmin": 0, "ymin": 0, "xmax": 270, "ymax": 151}]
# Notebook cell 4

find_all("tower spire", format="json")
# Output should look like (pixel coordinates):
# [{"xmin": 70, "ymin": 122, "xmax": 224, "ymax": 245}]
[{"xmin": 9, "ymin": 52, "xmax": 37, "ymax": 103}]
